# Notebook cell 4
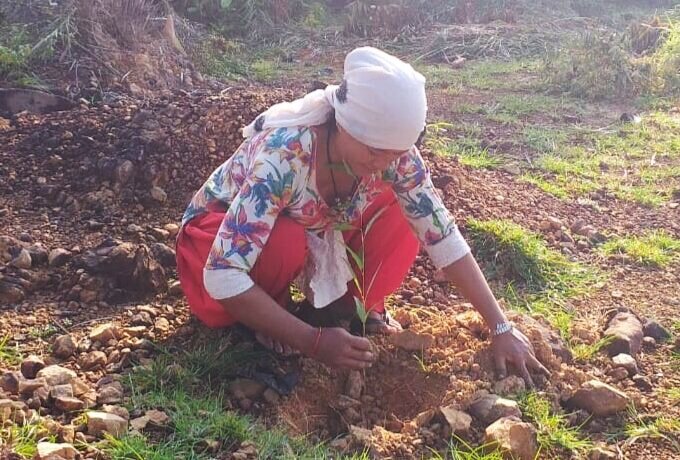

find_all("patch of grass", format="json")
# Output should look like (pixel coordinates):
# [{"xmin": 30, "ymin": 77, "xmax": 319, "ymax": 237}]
[
  {"xmin": 0, "ymin": 416, "xmax": 58, "ymax": 459},
  {"xmin": 250, "ymin": 59, "xmax": 283, "ymax": 82},
  {"xmin": 520, "ymin": 392, "xmax": 592, "ymax": 455},
  {"xmin": 418, "ymin": 64, "xmax": 462, "ymax": 92},
  {"xmin": 454, "ymin": 60, "xmax": 540, "ymax": 91},
  {"xmin": 102, "ymin": 435, "xmax": 178, "ymax": 460},
  {"xmin": 570, "ymin": 335, "xmax": 616, "ymax": 362},
  {"xmin": 523, "ymin": 126, "xmax": 569, "ymax": 153},
  {"xmin": 484, "ymin": 94, "xmax": 559, "ymax": 124},
  {"xmin": 600, "ymin": 230, "xmax": 680, "ymax": 267},
  {"xmin": 467, "ymin": 219, "xmax": 596, "ymax": 337},
  {"xmin": 428, "ymin": 436, "xmax": 504, "ymax": 459},
  {"xmin": 663, "ymin": 387, "xmax": 680, "ymax": 405},
  {"xmin": 520, "ymin": 173, "xmax": 571, "ymax": 199},
  {"xmin": 0, "ymin": 334, "xmax": 22, "ymax": 366},
  {"xmin": 624, "ymin": 413, "xmax": 680, "ymax": 451},
  {"xmin": 527, "ymin": 111, "xmax": 680, "ymax": 206},
  {"xmin": 425, "ymin": 122, "xmax": 502, "ymax": 169}
]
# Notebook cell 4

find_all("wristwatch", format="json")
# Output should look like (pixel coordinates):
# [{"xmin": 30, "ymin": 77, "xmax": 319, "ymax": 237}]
[{"xmin": 492, "ymin": 321, "xmax": 513, "ymax": 337}]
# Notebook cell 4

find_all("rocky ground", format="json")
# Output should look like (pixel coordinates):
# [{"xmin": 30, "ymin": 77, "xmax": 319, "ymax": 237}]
[{"xmin": 1, "ymin": 81, "xmax": 678, "ymax": 460}]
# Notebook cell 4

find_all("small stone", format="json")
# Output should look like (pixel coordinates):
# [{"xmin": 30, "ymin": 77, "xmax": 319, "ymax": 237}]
[
  {"xmin": 21, "ymin": 355, "xmax": 46, "ymax": 379},
  {"xmin": 78, "ymin": 351, "xmax": 107, "ymax": 370},
  {"xmin": 53, "ymin": 335, "xmax": 77, "ymax": 359},
  {"xmin": 36, "ymin": 442, "xmax": 78, "ymax": 460},
  {"xmin": 410, "ymin": 295, "xmax": 426, "ymax": 305},
  {"xmin": 130, "ymin": 416, "xmax": 149, "ymax": 431},
  {"xmin": 97, "ymin": 383, "xmax": 124, "ymax": 405},
  {"xmin": 493, "ymin": 376, "xmax": 526, "ymax": 397},
  {"xmin": 345, "ymin": 370, "xmax": 364, "ymax": 400},
  {"xmin": 642, "ymin": 336, "xmax": 656, "ymax": 348},
  {"xmin": 150, "ymin": 186, "xmax": 167, "ymax": 203},
  {"xmin": 568, "ymin": 380, "xmax": 631, "ymax": 416},
  {"xmin": 389, "ymin": 330, "xmax": 435, "ymax": 351},
  {"xmin": 154, "ymin": 317, "xmax": 170, "ymax": 331},
  {"xmin": 589, "ymin": 445, "xmax": 617, "ymax": 460},
  {"xmin": 11, "ymin": 249, "xmax": 32, "ymax": 269},
  {"xmin": 131, "ymin": 311, "xmax": 153, "ymax": 327},
  {"xmin": 468, "ymin": 393, "xmax": 522, "ymax": 424},
  {"xmin": 18, "ymin": 378, "xmax": 48, "ymax": 396},
  {"xmin": 228, "ymin": 378, "xmax": 266, "ymax": 400},
  {"xmin": 348, "ymin": 425, "xmax": 373, "ymax": 447},
  {"xmin": 408, "ymin": 277, "xmax": 422, "ymax": 289},
  {"xmin": 55, "ymin": 396, "xmax": 85, "ymax": 412},
  {"xmin": 70, "ymin": 378, "xmax": 90, "ymax": 397},
  {"xmin": 1, "ymin": 371, "xmax": 21, "ymax": 394},
  {"xmin": 604, "ymin": 312, "xmax": 643, "ymax": 356},
  {"xmin": 37, "ymin": 365, "xmax": 77, "ymax": 386},
  {"xmin": 455, "ymin": 310, "xmax": 485, "ymax": 335},
  {"xmin": 146, "ymin": 409, "xmax": 169, "ymax": 426},
  {"xmin": 126, "ymin": 224, "xmax": 144, "ymax": 233},
  {"xmin": 611, "ymin": 353, "xmax": 638, "ymax": 376},
  {"xmin": 89, "ymin": 323, "xmax": 120, "ymax": 343},
  {"xmin": 606, "ymin": 367, "xmax": 629, "ymax": 382},
  {"xmin": 438, "ymin": 406, "xmax": 472, "ymax": 437},
  {"xmin": 163, "ymin": 223, "xmax": 180, "ymax": 237},
  {"xmin": 632, "ymin": 375, "xmax": 653, "ymax": 392},
  {"xmin": 484, "ymin": 416, "xmax": 538, "ymax": 460},
  {"xmin": 642, "ymin": 319, "xmax": 671, "ymax": 342},
  {"xmin": 102, "ymin": 404, "xmax": 129, "ymax": 420},
  {"xmin": 168, "ymin": 280, "xmax": 183, "ymax": 296},
  {"xmin": 48, "ymin": 248, "xmax": 72, "ymax": 267},
  {"xmin": 263, "ymin": 388, "xmax": 280, "ymax": 405},
  {"xmin": 87, "ymin": 411, "xmax": 128, "ymax": 438},
  {"xmin": 50, "ymin": 384, "xmax": 74, "ymax": 399}
]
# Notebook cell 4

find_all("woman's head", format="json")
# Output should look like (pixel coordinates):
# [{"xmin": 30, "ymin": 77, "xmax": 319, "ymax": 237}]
[{"xmin": 329, "ymin": 47, "xmax": 427, "ymax": 152}]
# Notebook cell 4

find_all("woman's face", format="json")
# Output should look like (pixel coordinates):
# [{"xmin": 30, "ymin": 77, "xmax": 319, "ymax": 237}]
[{"xmin": 334, "ymin": 124, "xmax": 408, "ymax": 177}]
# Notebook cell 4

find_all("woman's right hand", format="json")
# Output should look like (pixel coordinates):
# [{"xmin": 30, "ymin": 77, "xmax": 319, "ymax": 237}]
[{"xmin": 314, "ymin": 327, "xmax": 374, "ymax": 370}]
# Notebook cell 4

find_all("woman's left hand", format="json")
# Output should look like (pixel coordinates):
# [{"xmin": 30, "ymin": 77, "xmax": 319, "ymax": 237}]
[{"xmin": 491, "ymin": 327, "xmax": 551, "ymax": 387}]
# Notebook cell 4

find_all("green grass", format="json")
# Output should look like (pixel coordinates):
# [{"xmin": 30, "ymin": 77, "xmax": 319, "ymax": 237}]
[
  {"xmin": 663, "ymin": 388, "xmax": 680, "ymax": 405},
  {"xmin": 425, "ymin": 122, "xmax": 502, "ymax": 169},
  {"xmin": 570, "ymin": 335, "xmax": 616, "ymax": 362},
  {"xmin": 520, "ymin": 173, "xmax": 571, "ymax": 199},
  {"xmin": 624, "ymin": 414, "xmax": 680, "ymax": 451},
  {"xmin": 526, "ymin": 112, "xmax": 680, "ymax": 206},
  {"xmin": 453, "ymin": 60, "xmax": 540, "ymax": 91},
  {"xmin": 600, "ymin": 230, "xmax": 680, "ymax": 267},
  {"xmin": 428, "ymin": 436, "xmax": 504, "ymax": 459},
  {"xmin": 522, "ymin": 126, "xmax": 569, "ymax": 153},
  {"xmin": 0, "ymin": 334, "xmax": 22, "ymax": 366},
  {"xmin": 484, "ymin": 94, "xmax": 559, "ymax": 124},
  {"xmin": 0, "ymin": 416, "xmax": 58, "ymax": 459},
  {"xmin": 466, "ymin": 219, "xmax": 596, "ymax": 337},
  {"xmin": 519, "ymin": 392, "xmax": 592, "ymax": 455}
]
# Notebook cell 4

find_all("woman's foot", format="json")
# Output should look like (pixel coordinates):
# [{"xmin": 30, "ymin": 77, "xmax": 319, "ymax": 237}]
[{"xmin": 365, "ymin": 310, "xmax": 402, "ymax": 335}]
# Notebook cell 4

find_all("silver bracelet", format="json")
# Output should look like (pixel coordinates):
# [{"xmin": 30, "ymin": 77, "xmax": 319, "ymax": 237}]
[{"xmin": 492, "ymin": 321, "xmax": 513, "ymax": 337}]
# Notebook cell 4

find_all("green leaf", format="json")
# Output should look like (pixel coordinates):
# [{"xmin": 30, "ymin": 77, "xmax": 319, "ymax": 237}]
[
  {"xmin": 220, "ymin": 0, "xmax": 233, "ymax": 9},
  {"xmin": 346, "ymin": 246, "xmax": 364, "ymax": 271},
  {"xmin": 354, "ymin": 297, "xmax": 368, "ymax": 324},
  {"xmin": 364, "ymin": 207, "xmax": 388, "ymax": 236},
  {"xmin": 334, "ymin": 222, "xmax": 356, "ymax": 232}
]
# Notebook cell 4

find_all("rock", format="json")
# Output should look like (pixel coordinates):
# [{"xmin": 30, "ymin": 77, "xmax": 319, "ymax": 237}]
[
  {"xmin": 168, "ymin": 280, "xmax": 183, "ymax": 296},
  {"xmin": 53, "ymin": 335, "xmax": 77, "ymax": 359},
  {"xmin": 455, "ymin": 310, "xmax": 485, "ymax": 335},
  {"xmin": 389, "ymin": 330, "xmax": 435, "ymax": 351},
  {"xmin": 87, "ymin": 411, "xmax": 128, "ymax": 437},
  {"xmin": 150, "ymin": 186, "xmax": 167, "ymax": 203},
  {"xmin": 154, "ymin": 317, "xmax": 170, "ymax": 331},
  {"xmin": 410, "ymin": 295, "xmax": 426, "ymax": 305},
  {"xmin": 632, "ymin": 375, "xmax": 653, "ymax": 392},
  {"xmin": 345, "ymin": 370, "xmax": 364, "ymax": 399},
  {"xmin": 150, "ymin": 243, "xmax": 176, "ymax": 268},
  {"xmin": 150, "ymin": 228, "xmax": 170, "ymax": 241},
  {"xmin": 1, "ymin": 371, "xmax": 21, "ymax": 394},
  {"xmin": 228, "ymin": 379, "xmax": 266, "ymax": 400},
  {"xmin": 642, "ymin": 319, "xmax": 670, "ymax": 342},
  {"xmin": 146, "ymin": 409, "xmax": 169, "ymax": 426},
  {"xmin": 131, "ymin": 311, "xmax": 153, "ymax": 327},
  {"xmin": 36, "ymin": 442, "xmax": 78, "ymax": 460},
  {"xmin": 164, "ymin": 223, "xmax": 180, "ymax": 237},
  {"xmin": 468, "ymin": 393, "xmax": 522, "ymax": 424},
  {"xmin": 70, "ymin": 378, "xmax": 90, "ymax": 397},
  {"xmin": 54, "ymin": 396, "xmax": 85, "ymax": 412},
  {"xmin": 18, "ymin": 378, "xmax": 47, "ymax": 396},
  {"xmin": 89, "ymin": 323, "xmax": 120, "ymax": 343},
  {"xmin": 604, "ymin": 312, "xmax": 643, "ymax": 356},
  {"xmin": 642, "ymin": 336, "xmax": 657, "ymax": 348},
  {"xmin": 508, "ymin": 312, "xmax": 572, "ymax": 364},
  {"xmin": 37, "ymin": 365, "xmax": 77, "ymax": 386},
  {"xmin": 611, "ymin": 353, "xmax": 638, "ymax": 376},
  {"xmin": 439, "ymin": 406, "xmax": 472, "ymax": 437},
  {"xmin": 27, "ymin": 244, "xmax": 49, "ymax": 265},
  {"xmin": 263, "ymin": 388, "xmax": 280, "ymax": 405},
  {"xmin": 102, "ymin": 404, "xmax": 129, "ymax": 420},
  {"xmin": 0, "ymin": 280, "xmax": 25, "ymax": 303},
  {"xmin": 348, "ymin": 425, "xmax": 373, "ymax": 447},
  {"xmin": 606, "ymin": 367, "xmax": 629, "ymax": 382},
  {"xmin": 130, "ymin": 416, "xmax": 149, "ymax": 431},
  {"xmin": 21, "ymin": 355, "xmax": 46, "ymax": 379},
  {"xmin": 589, "ymin": 445, "xmax": 617, "ymax": 460},
  {"xmin": 493, "ymin": 376, "xmax": 526, "ymax": 397},
  {"xmin": 568, "ymin": 380, "xmax": 631, "ymax": 416},
  {"xmin": 546, "ymin": 216, "xmax": 565, "ymax": 230},
  {"xmin": 11, "ymin": 248, "xmax": 32, "ymax": 269},
  {"xmin": 50, "ymin": 384, "xmax": 74, "ymax": 399},
  {"xmin": 97, "ymin": 383, "xmax": 124, "ymax": 405},
  {"xmin": 79, "ymin": 351, "xmax": 107, "ymax": 370},
  {"xmin": 48, "ymin": 248, "xmax": 72, "ymax": 267},
  {"xmin": 126, "ymin": 224, "xmax": 144, "ymax": 234},
  {"xmin": 484, "ymin": 416, "xmax": 538, "ymax": 460}
]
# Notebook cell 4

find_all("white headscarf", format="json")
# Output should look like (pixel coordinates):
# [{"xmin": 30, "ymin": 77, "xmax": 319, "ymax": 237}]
[{"xmin": 242, "ymin": 47, "xmax": 427, "ymax": 151}]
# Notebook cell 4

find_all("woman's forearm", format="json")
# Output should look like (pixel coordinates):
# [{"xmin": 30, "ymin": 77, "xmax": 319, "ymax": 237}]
[
  {"xmin": 218, "ymin": 286, "xmax": 317, "ymax": 354},
  {"xmin": 442, "ymin": 253, "xmax": 508, "ymax": 328}
]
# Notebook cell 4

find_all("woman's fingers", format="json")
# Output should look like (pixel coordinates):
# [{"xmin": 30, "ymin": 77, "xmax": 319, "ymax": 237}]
[
  {"xmin": 339, "ymin": 357, "xmax": 373, "ymax": 370},
  {"xmin": 347, "ymin": 348, "xmax": 374, "ymax": 363},
  {"xmin": 519, "ymin": 361, "xmax": 535, "ymax": 388},
  {"xmin": 494, "ymin": 354, "xmax": 508, "ymax": 380},
  {"xmin": 528, "ymin": 354, "xmax": 551, "ymax": 377},
  {"xmin": 348, "ymin": 334, "xmax": 372, "ymax": 351}
]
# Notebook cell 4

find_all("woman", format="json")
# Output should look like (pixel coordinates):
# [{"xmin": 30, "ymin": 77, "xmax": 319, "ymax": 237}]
[{"xmin": 176, "ymin": 47, "xmax": 549, "ymax": 385}]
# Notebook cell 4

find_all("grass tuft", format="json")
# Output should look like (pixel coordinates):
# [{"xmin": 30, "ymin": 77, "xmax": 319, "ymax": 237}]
[
  {"xmin": 570, "ymin": 335, "xmax": 616, "ymax": 362},
  {"xmin": 0, "ymin": 334, "xmax": 22, "ymax": 366},
  {"xmin": 0, "ymin": 416, "xmax": 58, "ymax": 459},
  {"xmin": 519, "ymin": 392, "xmax": 592, "ymax": 454},
  {"xmin": 624, "ymin": 413, "xmax": 680, "ymax": 450},
  {"xmin": 600, "ymin": 230, "xmax": 680, "ymax": 267}
]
